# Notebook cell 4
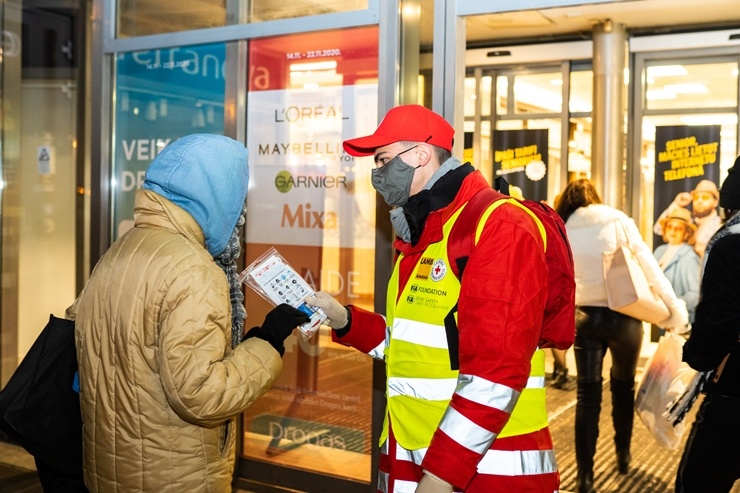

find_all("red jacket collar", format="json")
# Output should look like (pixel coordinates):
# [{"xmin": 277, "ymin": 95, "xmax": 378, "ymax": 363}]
[{"xmin": 394, "ymin": 169, "xmax": 491, "ymax": 255}]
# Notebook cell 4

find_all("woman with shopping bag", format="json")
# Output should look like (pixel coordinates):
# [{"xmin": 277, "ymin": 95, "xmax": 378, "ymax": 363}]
[{"xmin": 556, "ymin": 179, "xmax": 688, "ymax": 493}]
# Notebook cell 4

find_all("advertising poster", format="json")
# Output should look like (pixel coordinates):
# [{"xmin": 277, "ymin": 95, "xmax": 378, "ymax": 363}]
[
  {"xmin": 493, "ymin": 128, "xmax": 549, "ymax": 201},
  {"xmin": 243, "ymin": 27, "xmax": 378, "ymax": 482},
  {"xmin": 653, "ymin": 125, "xmax": 720, "ymax": 246},
  {"xmin": 112, "ymin": 43, "xmax": 226, "ymax": 239}
]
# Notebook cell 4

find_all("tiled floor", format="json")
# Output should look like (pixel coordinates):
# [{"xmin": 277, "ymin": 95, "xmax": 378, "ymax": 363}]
[
  {"xmin": 0, "ymin": 437, "xmax": 257, "ymax": 493},
  {"xmin": 0, "ymin": 383, "xmax": 709, "ymax": 493},
  {"xmin": 2, "ymin": 343, "xmax": 739, "ymax": 492}
]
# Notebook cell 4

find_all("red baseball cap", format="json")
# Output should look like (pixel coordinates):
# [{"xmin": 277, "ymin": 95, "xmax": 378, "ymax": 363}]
[{"xmin": 343, "ymin": 104, "xmax": 455, "ymax": 157}]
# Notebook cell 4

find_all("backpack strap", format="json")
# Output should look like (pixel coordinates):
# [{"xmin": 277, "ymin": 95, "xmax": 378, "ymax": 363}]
[
  {"xmin": 446, "ymin": 187, "xmax": 503, "ymax": 280},
  {"xmin": 444, "ymin": 187, "xmax": 507, "ymax": 369},
  {"xmin": 494, "ymin": 176, "xmax": 510, "ymax": 196},
  {"xmin": 444, "ymin": 188, "xmax": 549, "ymax": 369}
]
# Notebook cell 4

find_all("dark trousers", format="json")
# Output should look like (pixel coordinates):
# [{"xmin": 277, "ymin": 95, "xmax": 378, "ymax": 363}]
[
  {"xmin": 573, "ymin": 306, "xmax": 643, "ymax": 474},
  {"xmin": 676, "ymin": 393, "xmax": 740, "ymax": 492}
]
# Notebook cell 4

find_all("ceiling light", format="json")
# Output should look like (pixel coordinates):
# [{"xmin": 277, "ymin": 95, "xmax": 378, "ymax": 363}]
[
  {"xmin": 680, "ymin": 114, "xmax": 737, "ymax": 125},
  {"xmin": 646, "ymin": 89, "xmax": 677, "ymax": 100},
  {"xmin": 663, "ymin": 83, "xmax": 708, "ymax": 94},
  {"xmin": 646, "ymin": 65, "xmax": 688, "ymax": 77}
]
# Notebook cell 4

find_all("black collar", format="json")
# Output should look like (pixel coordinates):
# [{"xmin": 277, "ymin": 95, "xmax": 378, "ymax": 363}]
[{"xmin": 402, "ymin": 163, "xmax": 475, "ymax": 245}]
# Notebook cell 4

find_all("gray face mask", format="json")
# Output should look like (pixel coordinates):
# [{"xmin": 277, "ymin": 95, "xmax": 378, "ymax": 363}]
[{"xmin": 371, "ymin": 145, "xmax": 419, "ymax": 207}]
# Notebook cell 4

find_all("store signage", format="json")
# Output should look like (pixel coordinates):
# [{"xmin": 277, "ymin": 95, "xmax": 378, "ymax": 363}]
[
  {"xmin": 653, "ymin": 125, "xmax": 721, "ymax": 247},
  {"xmin": 493, "ymin": 128, "xmax": 549, "ymax": 201},
  {"xmin": 112, "ymin": 43, "xmax": 226, "ymax": 239},
  {"xmin": 251, "ymin": 414, "xmax": 365, "ymax": 454},
  {"xmin": 242, "ymin": 26, "xmax": 378, "ymax": 483}
]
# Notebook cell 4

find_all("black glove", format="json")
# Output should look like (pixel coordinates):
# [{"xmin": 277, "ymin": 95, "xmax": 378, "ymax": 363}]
[{"xmin": 243, "ymin": 304, "xmax": 310, "ymax": 356}]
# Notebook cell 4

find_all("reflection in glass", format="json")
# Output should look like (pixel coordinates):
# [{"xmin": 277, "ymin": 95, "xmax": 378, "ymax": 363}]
[
  {"xmin": 247, "ymin": 0, "xmax": 368, "ymax": 22},
  {"xmin": 570, "ymin": 70, "xmax": 593, "ymax": 113},
  {"xmin": 514, "ymin": 72, "xmax": 563, "ymax": 114},
  {"xmin": 112, "ymin": 43, "xmax": 227, "ymax": 238},
  {"xmin": 568, "ymin": 117, "xmax": 592, "ymax": 177},
  {"xmin": 117, "ymin": 0, "xmax": 369, "ymax": 38},
  {"xmin": 243, "ymin": 26, "xmax": 378, "ymax": 484},
  {"xmin": 639, "ymin": 114, "xmax": 738, "ymax": 244},
  {"xmin": 496, "ymin": 75, "xmax": 508, "ymax": 115},
  {"xmin": 494, "ymin": 118, "xmax": 563, "ymax": 202},
  {"xmin": 646, "ymin": 62, "xmax": 738, "ymax": 110},
  {"xmin": 463, "ymin": 77, "xmax": 477, "ymax": 117},
  {"xmin": 117, "ymin": 0, "xmax": 227, "ymax": 37}
]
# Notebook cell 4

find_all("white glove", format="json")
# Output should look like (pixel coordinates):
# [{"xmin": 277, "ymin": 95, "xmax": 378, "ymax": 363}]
[
  {"xmin": 415, "ymin": 472, "xmax": 454, "ymax": 493},
  {"xmin": 304, "ymin": 291, "xmax": 348, "ymax": 329}
]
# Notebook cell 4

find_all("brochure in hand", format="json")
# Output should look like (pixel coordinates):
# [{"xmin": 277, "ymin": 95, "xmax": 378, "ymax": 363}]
[{"xmin": 238, "ymin": 247, "xmax": 326, "ymax": 338}]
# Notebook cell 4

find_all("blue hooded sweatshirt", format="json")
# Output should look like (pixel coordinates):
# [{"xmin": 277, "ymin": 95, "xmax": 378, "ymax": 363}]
[{"xmin": 141, "ymin": 134, "xmax": 249, "ymax": 257}]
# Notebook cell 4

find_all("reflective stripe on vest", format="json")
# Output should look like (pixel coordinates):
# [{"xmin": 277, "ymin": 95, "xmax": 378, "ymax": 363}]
[
  {"xmin": 384, "ymin": 438, "xmax": 557, "ymax": 477},
  {"xmin": 382, "ymin": 199, "xmax": 549, "ymax": 451}
]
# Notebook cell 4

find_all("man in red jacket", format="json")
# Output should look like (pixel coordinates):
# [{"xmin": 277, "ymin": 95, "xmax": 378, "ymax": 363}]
[{"xmin": 307, "ymin": 105, "xmax": 558, "ymax": 493}]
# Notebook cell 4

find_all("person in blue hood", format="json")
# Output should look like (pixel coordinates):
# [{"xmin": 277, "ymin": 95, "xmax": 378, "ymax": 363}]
[{"xmin": 68, "ymin": 134, "xmax": 308, "ymax": 493}]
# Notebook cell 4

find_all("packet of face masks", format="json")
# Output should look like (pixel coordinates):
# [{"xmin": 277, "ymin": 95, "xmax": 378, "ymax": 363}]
[{"xmin": 238, "ymin": 247, "xmax": 326, "ymax": 338}]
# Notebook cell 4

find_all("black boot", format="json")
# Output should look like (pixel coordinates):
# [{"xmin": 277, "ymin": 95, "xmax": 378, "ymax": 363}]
[
  {"xmin": 576, "ymin": 469, "xmax": 596, "ymax": 493},
  {"xmin": 575, "ymin": 380, "xmax": 602, "ymax": 492},
  {"xmin": 551, "ymin": 367, "xmax": 567, "ymax": 388},
  {"xmin": 617, "ymin": 449, "xmax": 631, "ymax": 475},
  {"xmin": 611, "ymin": 377, "xmax": 636, "ymax": 475}
]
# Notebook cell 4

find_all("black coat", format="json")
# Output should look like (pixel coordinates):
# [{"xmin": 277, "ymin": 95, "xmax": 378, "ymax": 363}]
[{"xmin": 683, "ymin": 229, "xmax": 740, "ymax": 399}]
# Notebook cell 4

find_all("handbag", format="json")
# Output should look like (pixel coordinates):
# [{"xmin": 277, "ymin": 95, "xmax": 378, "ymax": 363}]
[
  {"xmin": 635, "ymin": 333, "xmax": 697, "ymax": 450},
  {"xmin": 602, "ymin": 220, "xmax": 670, "ymax": 325},
  {"xmin": 0, "ymin": 314, "xmax": 82, "ymax": 477}
]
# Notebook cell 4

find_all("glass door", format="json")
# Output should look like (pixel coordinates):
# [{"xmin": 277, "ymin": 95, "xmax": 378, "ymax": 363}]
[
  {"xmin": 1, "ymin": 2, "xmax": 81, "ymax": 384},
  {"xmin": 632, "ymin": 54, "xmax": 739, "ymax": 250},
  {"xmin": 633, "ymin": 51, "xmax": 739, "ymax": 342},
  {"xmin": 464, "ymin": 63, "xmax": 593, "ymax": 205},
  {"xmin": 240, "ymin": 26, "xmax": 379, "ymax": 493}
]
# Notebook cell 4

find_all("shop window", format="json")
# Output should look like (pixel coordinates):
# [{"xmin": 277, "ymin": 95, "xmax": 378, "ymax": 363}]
[
  {"xmin": 496, "ymin": 75, "xmax": 508, "ymax": 115},
  {"xmin": 569, "ymin": 70, "xmax": 592, "ymax": 113},
  {"xmin": 111, "ymin": 43, "xmax": 227, "ymax": 238},
  {"xmin": 514, "ymin": 72, "xmax": 563, "ymax": 114},
  {"xmin": 241, "ymin": 26, "xmax": 379, "ymax": 485},
  {"xmin": 646, "ymin": 62, "xmax": 738, "ymax": 110},
  {"xmin": 493, "ymin": 118, "xmax": 562, "ymax": 203},
  {"xmin": 116, "ymin": 0, "xmax": 369, "ymax": 38},
  {"xmin": 638, "ymin": 57, "xmax": 739, "ymax": 251}
]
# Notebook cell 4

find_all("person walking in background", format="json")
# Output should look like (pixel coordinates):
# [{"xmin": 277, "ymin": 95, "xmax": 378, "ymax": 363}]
[
  {"xmin": 653, "ymin": 179, "xmax": 721, "ymax": 258},
  {"xmin": 653, "ymin": 207, "xmax": 701, "ymax": 328},
  {"xmin": 550, "ymin": 347, "xmax": 574, "ymax": 390},
  {"xmin": 67, "ymin": 134, "xmax": 309, "ymax": 493},
  {"xmin": 676, "ymin": 156, "xmax": 740, "ymax": 493},
  {"xmin": 307, "ymin": 104, "xmax": 561, "ymax": 492},
  {"xmin": 556, "ymin": 178, "xmax": 688, "ymax": 493}
]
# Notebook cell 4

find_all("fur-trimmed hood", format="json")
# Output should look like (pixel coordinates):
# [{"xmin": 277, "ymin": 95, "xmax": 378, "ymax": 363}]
[{"xmin": 565, "ymin": 203, "xmax": 627, "ymax": 230}]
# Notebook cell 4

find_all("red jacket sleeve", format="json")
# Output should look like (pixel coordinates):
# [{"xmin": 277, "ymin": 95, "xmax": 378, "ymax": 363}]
[
  {"xmin": 422, "ymin": 203, "xmax": 548, "ymax": 489},
  {"xmin": 331, "ymin": 305, "xmax": 388, "ymax": 359}
]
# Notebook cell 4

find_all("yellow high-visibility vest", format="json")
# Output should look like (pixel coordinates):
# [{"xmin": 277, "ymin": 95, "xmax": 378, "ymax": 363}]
[{"xmin": 381, "ymin": 199, "xmax": 548, "ymax": 450}]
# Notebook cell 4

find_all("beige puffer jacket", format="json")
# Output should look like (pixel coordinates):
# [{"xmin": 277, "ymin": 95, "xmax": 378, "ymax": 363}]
[{"xmin": 68, "ymin": 190, "xmax": 282, "ymax": 492}]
